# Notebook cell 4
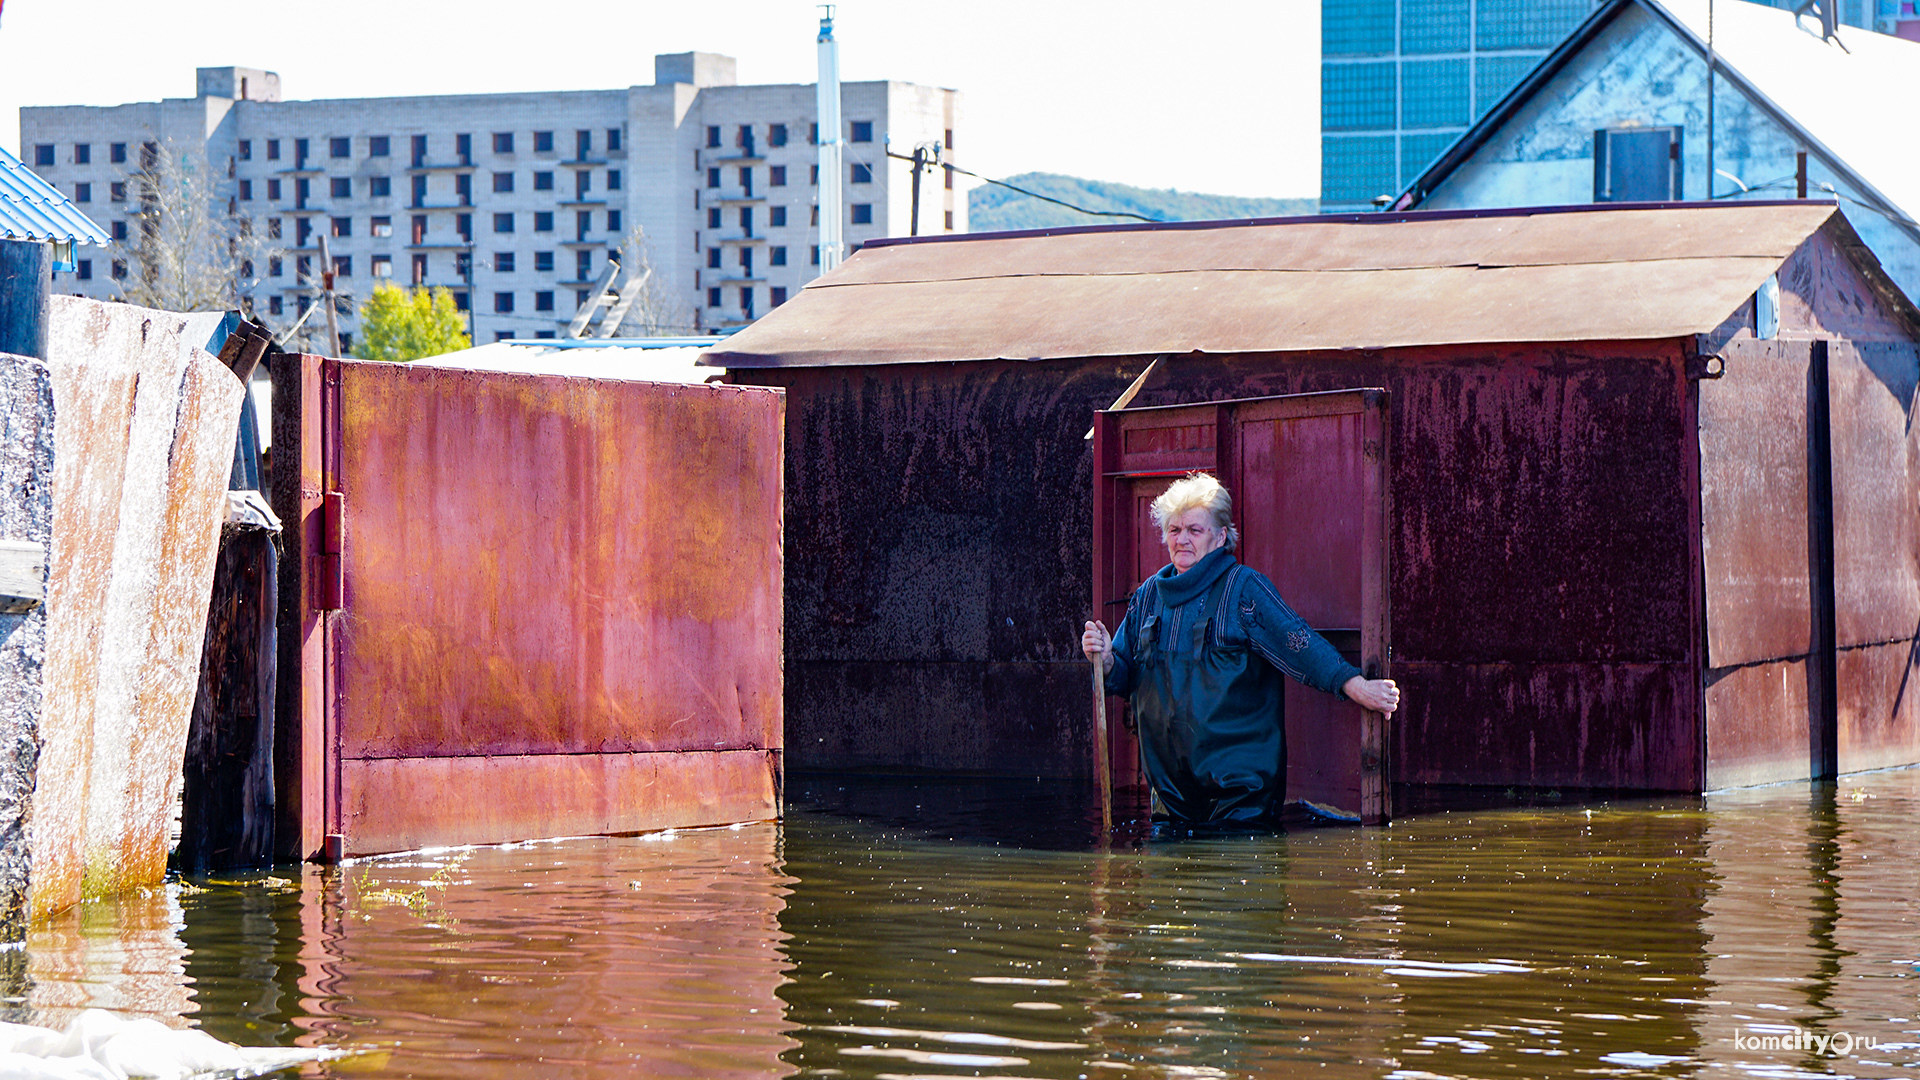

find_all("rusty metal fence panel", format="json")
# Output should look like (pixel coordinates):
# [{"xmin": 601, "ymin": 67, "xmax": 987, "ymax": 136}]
[{"xmin": 280, "ymin": 358, "xmax": 784, "ymax": 857}]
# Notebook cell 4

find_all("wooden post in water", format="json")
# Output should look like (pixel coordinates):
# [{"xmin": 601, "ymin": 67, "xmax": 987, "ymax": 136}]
[{"xmin": 1092, "ymin": 658, "xmax": 1111, "ymax": 834}]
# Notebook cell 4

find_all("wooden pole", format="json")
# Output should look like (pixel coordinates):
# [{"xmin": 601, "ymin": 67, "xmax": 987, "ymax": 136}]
[
  {"xmin": 0, "ymin": 239, "xmax": 51, "ymax": 361},
  {"xmin": 1092, "ymin": 657, "xmax": 1112, "ymax": 834},
  {"xmin": 317, "ymin": 234, "xmax": 341, "ymax": 357}
]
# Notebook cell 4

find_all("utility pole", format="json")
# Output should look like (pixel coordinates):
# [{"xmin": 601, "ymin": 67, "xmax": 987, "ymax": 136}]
[
  {"xmin": 317, "ymin": 233, "xmax": 341, "ymax": 357},
  {"xmin": 909, "ymin": 146, "xmax": 925, "ymax": 237},
  {"xmin": 463, "ymin": 241, "xmax": 476, "ymax": 345},
  {"xmin": 816, "ymin": 5, "xmax": 845, "ymax": 272},
  {"xmin": 900, "ymin": 142, "xmax": 941, "ymax": 237},
  {"xmin": 1707, "ymin": 0, "xmax": 1716, "ymax": 200}
]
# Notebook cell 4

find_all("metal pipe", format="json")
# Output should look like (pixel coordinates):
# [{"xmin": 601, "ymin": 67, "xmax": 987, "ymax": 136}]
[
  {"xmin": 1707, "ymin": 0, "xmax": 1716, "ymax": 199},
  {"xmin": 0, "ymin": 239, "xmax": 51, "ymax": 360}
]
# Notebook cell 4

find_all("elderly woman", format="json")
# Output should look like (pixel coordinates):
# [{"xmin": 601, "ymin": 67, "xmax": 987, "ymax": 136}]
[{"xmin": 1082, "ymin": 473, "xmax": 1400, "ymax": 826}]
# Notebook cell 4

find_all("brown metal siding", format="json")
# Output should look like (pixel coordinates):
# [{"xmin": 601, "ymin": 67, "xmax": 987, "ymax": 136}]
[
  {"xmin": 1137, "ymin": 343, "xmax": 1701, "ymax": 791},
  {"xmin": 743, "ymin": 360, "xmax": 1139, "ymax": 776},
  {"xmin": 333, "ymin": 364, "xmax": 783, "ymax": 760},
  {"xmin": 1828, "ymin": 339, "xmax": 1920, "ymax": 771},
  {"xmin": 748, "ymin": 340, "xmax": 1704, "ymax": 790},
  {"xmin": 1698, "ymin": 338, "xmax": 1818, "ymax": 789}
]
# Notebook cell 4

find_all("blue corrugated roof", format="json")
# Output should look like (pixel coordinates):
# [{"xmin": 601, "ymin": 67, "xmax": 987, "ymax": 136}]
[{"xmin": 0, "ymin": 143, "xmax": 110, "ymax": 246}]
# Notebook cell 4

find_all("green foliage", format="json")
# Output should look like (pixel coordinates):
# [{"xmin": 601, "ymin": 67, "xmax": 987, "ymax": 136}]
[
  {"xmin": 353, "ymin": 282, "xmax": 471, "ymax": 362},
  {"xmin": 969, "ymin": 173, "xmax": 1318, "ymax": 233}
]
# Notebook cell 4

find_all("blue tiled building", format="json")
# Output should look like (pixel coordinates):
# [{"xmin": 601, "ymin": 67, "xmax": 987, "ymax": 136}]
[
  {"xmin": 1321, "ymin": 0, "xmax": 1905, "ymax": 213},
  {"xmin": 1321, "ymin": 0, "xmax": 1601, "ymax": 212}
]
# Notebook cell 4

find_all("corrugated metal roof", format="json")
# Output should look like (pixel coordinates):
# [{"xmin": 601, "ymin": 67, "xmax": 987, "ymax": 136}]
[
  {"xmin": 703, "ymin": 202, "xmax": 1840, "ymax": 368},
  {"xmin": 0, "ymin": 143, "xmax": 110, "ymax": 246},
  {"xmin": 413, "ymin": 340, "xmax": 715, "ymax": 383}
]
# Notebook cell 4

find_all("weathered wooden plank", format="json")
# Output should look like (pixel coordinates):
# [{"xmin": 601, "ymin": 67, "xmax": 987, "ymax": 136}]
[
  {"xmin": 177, "ymin": 527, "xmax": 278, "ymax": 872},
  {"xmin": 0, "ymin": 539, "xmax": 45, "ymax": 614}
]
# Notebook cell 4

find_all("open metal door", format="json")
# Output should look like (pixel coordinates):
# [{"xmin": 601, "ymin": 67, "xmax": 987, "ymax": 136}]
[
  {"xmin": 1092, "ymin": 389, "xmax": 1392, "ymax": 823},
  {"xmin": 279, "ymin": 354, "xmax": 785, "ymax": 859}
]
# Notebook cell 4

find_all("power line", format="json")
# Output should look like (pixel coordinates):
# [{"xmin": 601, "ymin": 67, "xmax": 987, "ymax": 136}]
[{"xmin": 884, "ymin": 148, "xmax": 1160, "ymax": 225}]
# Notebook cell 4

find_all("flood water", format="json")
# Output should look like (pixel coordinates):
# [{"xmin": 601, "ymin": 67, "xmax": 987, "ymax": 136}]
[{"xmin": 15, "ymin": 768, "xmax": 1920, "ymax": 1079}]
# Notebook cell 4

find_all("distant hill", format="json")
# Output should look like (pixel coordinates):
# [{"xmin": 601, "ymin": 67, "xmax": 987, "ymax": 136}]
[{"xmin": 968, "ymin": 173, "xmax": 1318, "ymax": 233}]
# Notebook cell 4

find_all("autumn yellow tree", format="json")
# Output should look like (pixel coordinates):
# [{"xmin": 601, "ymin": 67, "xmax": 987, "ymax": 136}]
[{"xmin": 352, "ymin": 282, "xmax": 470, "ymax": 362}]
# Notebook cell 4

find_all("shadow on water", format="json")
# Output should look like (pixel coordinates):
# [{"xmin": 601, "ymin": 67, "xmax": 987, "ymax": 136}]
[
  {"xmin": 786, "ymin": 772, "xmax": 1693, "ymax": 850},
  {"xmin": 787, "ymin": 772, "xmax": 1154, "ymax": 850},
  {"xmin": 9, "ymin": 769, "xmax": 1920, "ymax": 1078}
]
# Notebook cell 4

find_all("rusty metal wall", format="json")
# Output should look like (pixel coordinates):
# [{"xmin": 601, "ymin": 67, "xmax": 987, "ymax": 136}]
[
  {"xmin": 1828, "ymin": 339, "xmax": 1920, "ymax": 772},
  {"xmin": 743, "ymin": 339, "xmax": 1704, "ymax": 791},
  {"xmin": 270, "ymin": 353, "xmax": 328, "ymax": 863},
  {"xmin": 741, "ymin": 360, "xmax": 1139, "ymax": 777},
  {"xmin": 1697, "ymin": 338, "xmax": 1818, "ymax": 789},
  {"xmin": 316, "ymin": 361, "xmax": 784, "ymax": 856},
  {"xmin": 1133, "ymin": 343, "xmax": 1702, "ymax": 791}
]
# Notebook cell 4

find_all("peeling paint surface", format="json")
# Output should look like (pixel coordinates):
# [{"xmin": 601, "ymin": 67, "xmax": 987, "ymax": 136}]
[
  {"xmin": 0, "ymin": 351, "xmax": 53, "ymax": 940},
  {"xmin": 32, "ymin": 298, "xmax": 244, "ymax": 918},
  {"xmin": 316, "ymin": 361, "xmax": 785, "ymax": 855}
]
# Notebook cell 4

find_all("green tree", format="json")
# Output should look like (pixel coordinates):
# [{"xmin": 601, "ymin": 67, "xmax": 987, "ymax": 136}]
[{"xmin": 352, "ymin": 282, "xmax": 471, "ymax": 362}]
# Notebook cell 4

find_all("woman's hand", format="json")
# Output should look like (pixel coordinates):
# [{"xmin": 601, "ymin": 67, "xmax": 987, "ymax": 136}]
[
  {"xmin": 1343, "ymin": 676, "xmax": 1401, "ymax": 714},
  {"xmin": 1082, "ymin": 620, "xmax": 1114, "ymax": 673}
]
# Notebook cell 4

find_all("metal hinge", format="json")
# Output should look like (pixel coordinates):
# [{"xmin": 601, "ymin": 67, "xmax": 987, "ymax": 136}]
[{"xmin": 316, "ymin": 490, "xmax": 344, "ymax": 611}]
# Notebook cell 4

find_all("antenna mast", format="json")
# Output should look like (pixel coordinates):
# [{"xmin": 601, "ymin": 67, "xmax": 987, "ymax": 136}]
[{"xmin": 816, "ymin": 5, "xmax": 845, "ymax": 273}]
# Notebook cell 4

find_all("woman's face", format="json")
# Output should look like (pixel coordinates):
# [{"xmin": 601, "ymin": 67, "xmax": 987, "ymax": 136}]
[{"xmin": 1163, "ymin": 507, "xmax": 1226, "ymax": 573}]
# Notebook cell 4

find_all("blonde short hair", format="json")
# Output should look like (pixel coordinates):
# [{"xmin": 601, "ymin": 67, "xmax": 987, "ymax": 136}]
[{"xmin": 1150, "ymin": 472, "xmax": 1239, "ymax": 552}]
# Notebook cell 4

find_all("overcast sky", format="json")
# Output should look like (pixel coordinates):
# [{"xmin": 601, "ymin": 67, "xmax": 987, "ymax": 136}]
[{"xmin": 0, "ymin": 0, "xmax": 1321, "ymax": 200}]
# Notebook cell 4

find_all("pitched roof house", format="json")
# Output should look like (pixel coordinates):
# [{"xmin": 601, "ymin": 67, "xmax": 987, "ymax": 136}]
[{"xmin": 1397, "ymin": 0, "xmax": 1920, "ymax": 306}]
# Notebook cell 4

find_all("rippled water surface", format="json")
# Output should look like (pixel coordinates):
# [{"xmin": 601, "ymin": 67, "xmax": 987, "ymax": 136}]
[{"xmin": 16, "ymin": 769, "xmax": 1920, "ymax": 1079}]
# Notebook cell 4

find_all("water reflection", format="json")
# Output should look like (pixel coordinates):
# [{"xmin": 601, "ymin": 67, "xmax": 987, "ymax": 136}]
[
  {"xmin": 778, "ymin": 784, "xmax": 1721, "ymax": 1077},
  {"xmin": 9, "ymin": 770, "xmax": 1919, "ymax": 1079},
  {"xmin": 26, "ymin": 879, "xmax": 192, "ymax": 1029}
]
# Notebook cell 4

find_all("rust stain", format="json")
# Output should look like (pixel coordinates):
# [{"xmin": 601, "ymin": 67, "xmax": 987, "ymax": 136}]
[
  {"xmin": 1697, "ymin": 338, "xmax": 1813, "ymax": 669},
  {"xmin": 35, "ymin": 299, "xmax": 244, "ymax": 918},
  {"xmin": 1838, "ymin": 642, "xmax": 1920, "ymax": 773},
  {"xmin": 308, "ymin": 360, "xmax": 783, "ymax": 851},
  {"xmin": 338, "ymin": 750, "xmax": 778, "ymax": 856},
  {"xmin": 1704, "ymin": 659, "xmax": 1813, "ymax": 789},
  {"xmin": 709, "ymin": 204, "xmax": 1843, "ymax": 369}
]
